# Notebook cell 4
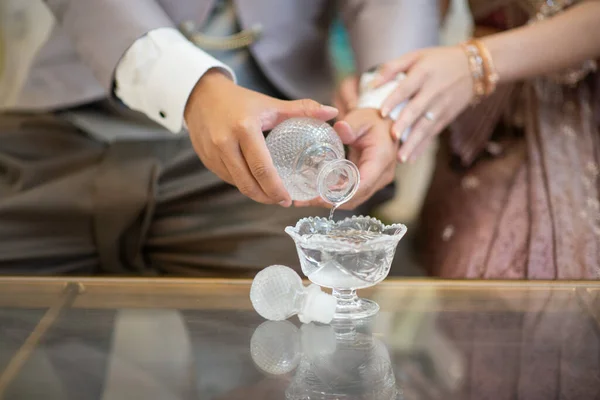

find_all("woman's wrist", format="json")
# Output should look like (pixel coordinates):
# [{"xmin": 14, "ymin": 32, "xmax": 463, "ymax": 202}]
[
  {"xmin": 478, "ymin": 1, "xmax": 600, "ymax": 86},
  {"xmin": 459, "ymin": 39, "xmax": 499, "ymax": 104},
  {"xmin": 479, "ymin": 35, "xmax": 513, "ymax": 85}
]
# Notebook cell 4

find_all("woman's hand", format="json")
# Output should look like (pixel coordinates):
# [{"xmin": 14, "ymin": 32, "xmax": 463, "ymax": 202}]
[{"xmin": 371, "ymin": 46, "xmax": 473, "ymax": 163}]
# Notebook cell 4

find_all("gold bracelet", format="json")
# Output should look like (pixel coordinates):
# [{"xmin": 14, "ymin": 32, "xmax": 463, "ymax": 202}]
[
  {"xmin": 460, "ymin": 42, "xmax": 486, "ymax": 105},
  {"xmin": 470, "ymin": 39, "xmax": 499, "ymax": 96}
]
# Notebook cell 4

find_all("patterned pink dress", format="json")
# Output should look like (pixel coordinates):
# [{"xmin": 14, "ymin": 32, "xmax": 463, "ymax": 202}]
[{"xmin": 418, "ymin": 0, "xmax": 600, "ymax": 279}]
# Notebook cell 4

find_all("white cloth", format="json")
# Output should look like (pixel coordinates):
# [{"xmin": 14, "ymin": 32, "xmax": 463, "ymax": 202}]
[
  {"xmin": 357, "ymin": 71, "xmax": 406, "ymax": 121},
  {"xmin": 114, "ymin": 27, "xmax": 235, "ymax": 134},
  {"xmin": 357, "ymin": 71, "xmax": 411, "ymax": 141}
]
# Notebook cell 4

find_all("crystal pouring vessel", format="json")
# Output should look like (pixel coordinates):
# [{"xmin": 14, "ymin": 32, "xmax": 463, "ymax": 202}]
[
  {"xmin": 266, "ymin": 117, "xmax": 359, "ymax": 204},
  {"xmin": 285, "ymin": 216, "xmax": 407, "ymax": 320}
]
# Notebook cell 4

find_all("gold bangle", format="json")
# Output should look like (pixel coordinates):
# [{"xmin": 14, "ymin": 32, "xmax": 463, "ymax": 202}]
[
  {"xmin": 460, "ymin": 42, "xmax": 486, "ymax": 105},
  {"xmin": 470, "ymin": 39, "xmax": 499, "ymax": 96}
]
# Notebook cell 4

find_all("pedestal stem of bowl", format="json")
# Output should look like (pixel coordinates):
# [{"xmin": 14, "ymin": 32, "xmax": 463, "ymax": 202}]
[
  {"xmin": 331, "ymin": 288, "xmax": 360, "ymax": 309},
  {"xmin": 331, "ymin": 288, "xmax": 380, "ymax": 320}
]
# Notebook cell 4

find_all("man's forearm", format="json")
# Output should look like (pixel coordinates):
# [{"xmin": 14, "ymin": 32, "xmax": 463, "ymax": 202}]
[
  {"xmin": 45, "ymin": 0, "xmax": 237, "ymax": 133},
  {"xmin": 44, "ymin": 0, "xmax": 175, "ymax": 89}
]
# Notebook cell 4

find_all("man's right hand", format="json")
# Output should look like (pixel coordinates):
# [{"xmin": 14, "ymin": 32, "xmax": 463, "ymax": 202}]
[{"xmin": 184, "ymin": 69, "xmax": 338, "ymax": 207}]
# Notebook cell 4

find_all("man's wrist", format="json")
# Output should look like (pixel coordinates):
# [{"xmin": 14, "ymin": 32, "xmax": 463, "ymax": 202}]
[
  {"xmin": 184, "ymin": 68, "xmax": 234, "ymax": 126},
  {"xmin": 114, "ymin": 27, "xmax": 236, "ymax": 134}
]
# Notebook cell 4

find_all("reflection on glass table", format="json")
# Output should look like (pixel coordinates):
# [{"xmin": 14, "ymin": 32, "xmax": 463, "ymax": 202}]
[
  {"xmin": 251, "ymin": 320, "xmax": 398, "ymax": 399},
  {"xmin": 0, "ymin": 278, "xmax": 598, "ymax": 399}
]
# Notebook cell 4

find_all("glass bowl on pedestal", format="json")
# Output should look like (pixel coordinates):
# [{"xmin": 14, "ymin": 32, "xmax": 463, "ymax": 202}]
[{"xmin": 285, "ymin": 216, "xmax": 407, "ymax": 320}]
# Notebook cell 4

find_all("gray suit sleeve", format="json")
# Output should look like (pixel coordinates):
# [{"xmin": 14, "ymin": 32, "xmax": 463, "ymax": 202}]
[
  {"xmin": 44, "ymin": 0, "xmax": 175, "ymax": 90},
  {"xmin": 338, "ymin": 0, "xmax": 440, "ymax": 73}
]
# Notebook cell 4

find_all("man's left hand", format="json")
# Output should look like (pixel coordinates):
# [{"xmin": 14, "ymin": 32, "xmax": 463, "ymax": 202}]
[
  {"xmin": 333, "ymin": 75, "xmax": 360, "ymax": 120},
  {"xmin": 294, "ymin": 108, "xmax": 398, "ymax": 210}
]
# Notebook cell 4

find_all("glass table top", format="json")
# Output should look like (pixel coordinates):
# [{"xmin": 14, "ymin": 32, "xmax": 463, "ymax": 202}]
[{"xmin": 0, "ymin": 278, "xmax": 598, "ymax": 400}]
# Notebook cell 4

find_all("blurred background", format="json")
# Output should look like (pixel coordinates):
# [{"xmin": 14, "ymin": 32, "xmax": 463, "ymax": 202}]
[{"xmin": 0, "ymin": 0, "xmax": 474, "ymax": 277}]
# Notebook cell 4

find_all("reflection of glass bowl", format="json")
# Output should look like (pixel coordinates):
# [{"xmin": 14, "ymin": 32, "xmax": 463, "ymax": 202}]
[
  {"xmin": 286, "ymin": 322, "xmax": 398, "ymax": 400},
  {"xmin": 285, "ymin": 216, "xmax": 407, "ymax": 320}
]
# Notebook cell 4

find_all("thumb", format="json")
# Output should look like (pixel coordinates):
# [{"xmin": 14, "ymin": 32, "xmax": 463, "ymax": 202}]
[
  {"xmin": 334, "ymin": 114, "xmax": 373, "ymax": 145},
  {"xmin": 338, "ymin": 76, "xmax": 360, "ymax": 110}
]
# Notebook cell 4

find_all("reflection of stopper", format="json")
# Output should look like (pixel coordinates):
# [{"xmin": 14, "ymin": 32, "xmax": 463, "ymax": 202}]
[
  {"xmin": 317, "ymin": 159, "xmax": 360, "ymax": 205},
  {"xmin": 250, "ymin": 321, "xmax": 301, "ymax": 375}
]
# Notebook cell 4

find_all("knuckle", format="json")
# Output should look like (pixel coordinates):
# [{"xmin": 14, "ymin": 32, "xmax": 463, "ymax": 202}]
[
  {"xmin": 251, "ymin": 162, "xmax": 272, "ymax": 180},
  {"xmin": 299, "ymin": 99, "xmax": 320, "ymax": 114},
  {"xmin": 389, "ymin": 88, "xmax": 405, "ymax": 103},
  {"xmin": 212, "ymin": 135, "xmax": 232, "ymax": 149},
  {"xmin": 265, "ymin": 186, "xmax": 285, "ymax": 200},
  {"xmin": 238, "ymin": 183, "xmax": 261, "ymax": 199},
  {"xmin": 233, "ymin": 118, "xmax": 255, "ymax": 135}
]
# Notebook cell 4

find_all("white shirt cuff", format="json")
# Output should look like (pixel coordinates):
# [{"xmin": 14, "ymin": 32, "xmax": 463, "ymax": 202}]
[{"xmin": 115, "ymin": 27, "xmax": 236, "ymax": 133}]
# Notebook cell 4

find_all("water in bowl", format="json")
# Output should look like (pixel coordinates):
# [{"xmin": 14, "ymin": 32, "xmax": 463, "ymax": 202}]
[{"xmin": 298, "ymin": 228, "xmax": 395, "ymax": 290}]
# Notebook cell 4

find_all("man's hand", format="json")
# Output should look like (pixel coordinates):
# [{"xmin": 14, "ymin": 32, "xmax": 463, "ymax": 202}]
[
  {"xmin": 295, "ymin": 108, "xmax": 398, "ymax": 210},
  {"xmin": 184, "ymin": 69, "xmax": 338, "ymax": 207}
]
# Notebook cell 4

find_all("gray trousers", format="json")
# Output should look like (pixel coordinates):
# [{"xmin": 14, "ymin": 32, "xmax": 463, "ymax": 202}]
[{"xmin": 0, "ymin": 111, "xmax": 329, "ymax": 276}]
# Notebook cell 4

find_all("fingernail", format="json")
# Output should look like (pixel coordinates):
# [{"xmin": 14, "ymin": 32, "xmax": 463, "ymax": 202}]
[
  {"xmin": 399, "ymin": 153, "xmax": 408, "ymax": 163},
  {"xmin": 321, "ymin": 105, "xmax": 338, "ymax": 114},
  {"xmin": 279, "ymin": 200, "xmax": 291, "ymax": 207},
  {"xmin": 392, "ymin": 128, "xmax": 400, "ymax": 141},
  {"xmin": 380, "ymin": 107, "xmax": 389, "ymax": 118}
]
